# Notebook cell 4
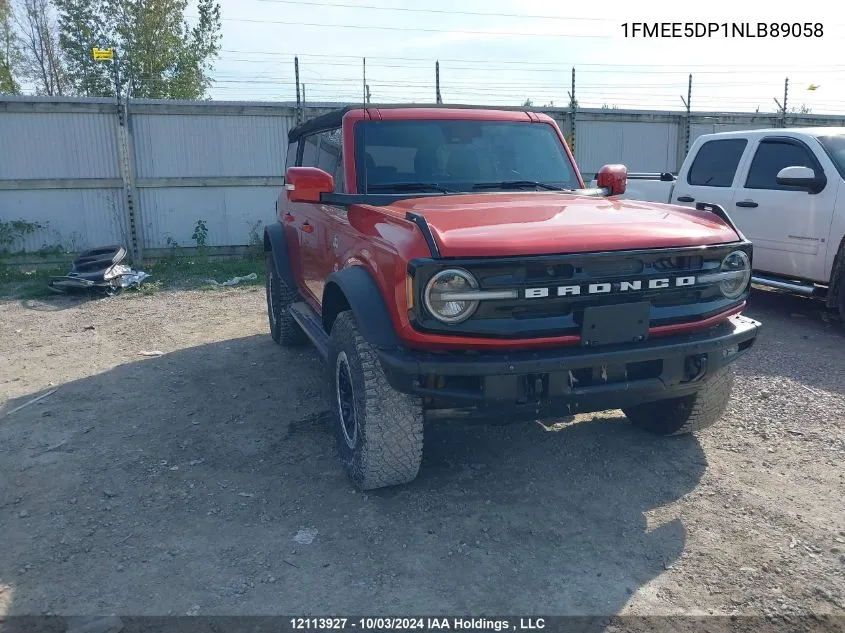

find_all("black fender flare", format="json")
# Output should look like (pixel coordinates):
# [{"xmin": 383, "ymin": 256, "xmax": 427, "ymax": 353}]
[
  {"xmin": 263, "ymin": 222, "xmax": 296, "ymax": 288},
  {"xmin": 323, "ymin": 266, "xmax": 401, "ymax": 348}
]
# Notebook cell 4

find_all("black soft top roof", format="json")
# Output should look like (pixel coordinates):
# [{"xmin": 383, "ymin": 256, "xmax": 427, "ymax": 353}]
[
  {"xmin": 286, "ymin": 104, "xmax": 533, "ymax": 142},
  {"xmin": 287, "ymin": 107, "xmax": 355, "ymax": 142}
]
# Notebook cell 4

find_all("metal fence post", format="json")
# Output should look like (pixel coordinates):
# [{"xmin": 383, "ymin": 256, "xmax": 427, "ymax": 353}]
[
  {"xmin": 684, "ymin": 74, "xmax": 692, "ymax": 155},
  {"xmin": 111, "ymin": 51, "xmax": 143, "ymax": 263},
  {"xmin": 115, "ymin": 103, "xmax": 142, "ymax": 263},
  {"xmin": 295, "ymin": 56, "xmax": 301, "ymax": 125},
  {"xmin": 567, "ymin": 67, "xmax": 576, "ymax": 156},
  {"xmin": 782, "ymin": 77, "xmax": 789, "ymax": 128}
]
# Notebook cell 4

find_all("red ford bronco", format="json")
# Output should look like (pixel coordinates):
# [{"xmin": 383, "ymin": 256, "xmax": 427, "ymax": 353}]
[{"xmin": 264, "ymin": 106, "xmax": 761, "ymax": 490}]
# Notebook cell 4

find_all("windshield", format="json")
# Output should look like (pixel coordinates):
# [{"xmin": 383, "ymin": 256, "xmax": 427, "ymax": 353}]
[
  {"xmin": 354, "ymin": 120, "xmax": 580, "ymax": 193},
  {"xmin": 817, "ymin": 134, "xmax": 845, "ymax": 178}
]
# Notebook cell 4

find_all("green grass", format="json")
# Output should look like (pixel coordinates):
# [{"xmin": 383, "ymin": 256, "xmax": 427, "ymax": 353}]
[
  {"xmin": 0, "ymin": 253, "xmax": 266, "ymax": 301},
  {"xmin": 0, "ymin": 264, "xmax": 69, "ymax": 299},
  {"xmin": 142, "ymin": 253, "xmax": 265, "ymax": 289}
]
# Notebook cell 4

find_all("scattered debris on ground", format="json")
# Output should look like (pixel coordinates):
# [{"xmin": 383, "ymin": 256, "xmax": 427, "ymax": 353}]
[
  {"xmin": 201, "ymin": 272, "xmax": 258, "ymax": 287},
  {"xmin": 0, "ymin": 388, "xmax": 58, "ymax": 419},
  {"xmin": 47, "ymin": 245, "xmax": 150, "ymax": 295}
]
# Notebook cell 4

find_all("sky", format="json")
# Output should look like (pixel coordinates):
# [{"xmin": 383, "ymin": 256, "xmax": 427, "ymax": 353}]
[{"xmin": 193, "ymin": 0, "xmax": 845, "ymax": 114}]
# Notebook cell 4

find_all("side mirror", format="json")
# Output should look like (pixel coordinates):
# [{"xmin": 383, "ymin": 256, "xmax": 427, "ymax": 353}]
[
  {"xmin": 597, "ymin": 164, "xmax": 628, "ymax": 196},
  {"xmin": 776, "ymin": 165, "xmax": 825, "ymax": 194},
  {"xmin": 285, "ymin": 167, "xmax": 334, "ymax": 203}
]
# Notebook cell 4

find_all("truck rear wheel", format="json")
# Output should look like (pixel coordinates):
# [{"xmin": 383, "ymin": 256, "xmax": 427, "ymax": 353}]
[
  {"xmin": 622, "ymin": 367, "xmax": 734, "ymax": 436},
  {"xmin": 829, "ymin": 243, "xmax": 845, "ymax": 326},
  {"xmin": 837, "ymin": 274, "xmax": 845, "ymax": 326},
  {"xmin": 265, "ymin": 252, "xmax": 306, "ymax": 346},
  {"xmin": 328, "ymin": 311, "xmax": 424, "ymax": 490}
]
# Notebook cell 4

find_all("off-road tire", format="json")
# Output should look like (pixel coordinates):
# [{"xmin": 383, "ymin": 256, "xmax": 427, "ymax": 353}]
[
  {"xmin": 622, "ymin": 367, "xmax": 734, "ymax": 436},
  {"xmin": 829, "ymin": 242, "xmax": 845, "ymax": 326},
  {"xmin": 836, "ymin": 269, "xmax": 845, "ymax": 326},
  {"xmin": 265, "ymin": 252, "xmax": 306, "ymax": 346},
  {"xmin": 328, "ymin": 311, "xmax": 424, "ymax": 490},
  {"xmin": 839, "ymin": 292, "xmax": 845, "ymax": 326}
]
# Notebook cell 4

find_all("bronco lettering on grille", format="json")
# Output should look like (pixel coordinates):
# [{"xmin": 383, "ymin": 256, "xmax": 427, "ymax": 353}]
[{"xmin": 524, "ymin": 275, "xmax": 697, "ymax": 298}]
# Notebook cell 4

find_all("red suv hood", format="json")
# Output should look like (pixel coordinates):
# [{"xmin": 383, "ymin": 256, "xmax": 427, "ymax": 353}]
[{"xmin": 390, "ymin": 192, "xmax": 740, "ymax": 257}]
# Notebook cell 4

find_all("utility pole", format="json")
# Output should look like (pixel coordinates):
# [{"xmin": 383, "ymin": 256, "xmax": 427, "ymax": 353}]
[
  {"xmin": 294, "ymin": 56, "xmax": 301, "ymax": 125},
  {"xmin": 774, "ymin": 77, "xmax": 789, "ymax": 128},
  {"xmin": 366, "ymin": 84, "xmax": 371, "ymax": 104},
  {"xmin": 680, "ymin": 73, "xmax": 692, "ymax": 154},
  {"xmin": 362, "ymin": 57, "xmax": 366, "ymax": 105},
  {"xmin": 567, "ymin": 67, "xmax": 576, "ymax": 154},
  {"xmin": 302, "ymin": 83, "xmax": 306, "ymax": 112},
  {"xmin": 436, "ymin": 61, "xmax": 442, "ymax": 104}
]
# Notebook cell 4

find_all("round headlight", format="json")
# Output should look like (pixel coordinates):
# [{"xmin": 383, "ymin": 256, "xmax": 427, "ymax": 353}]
[
  {"xmin": 424, "ymin": 268, "xmax": 479, "ymax": 324},
  {"xmin": 720, "ymin": 250, "xmax": 751, "ymax": 299}
]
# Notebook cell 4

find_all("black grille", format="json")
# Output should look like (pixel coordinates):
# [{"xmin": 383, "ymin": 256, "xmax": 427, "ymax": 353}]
[{"xmin": 409, "ymin": 243, "xmax": 751, "ymax": 339}]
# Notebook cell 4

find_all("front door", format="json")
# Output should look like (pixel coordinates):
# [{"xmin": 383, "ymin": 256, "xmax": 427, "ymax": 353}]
[
  {"xmin": 672, "ymin": 137, "xmax": 748, "ymax": 210},
  {"xmin": 731, "ymin": 136, "xmax": 837, "ymax": 282},
  {"xmin": 298, "ymin": 127, "xmax": 345, "ymax": 307}
]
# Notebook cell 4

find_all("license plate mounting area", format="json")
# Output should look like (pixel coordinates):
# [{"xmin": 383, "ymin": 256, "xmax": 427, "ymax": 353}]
[{"xmin": 581, "ymin": 302, "xmax": 650, "ymax": 347}]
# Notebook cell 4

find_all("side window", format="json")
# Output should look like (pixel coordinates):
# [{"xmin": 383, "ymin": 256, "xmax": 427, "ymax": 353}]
[
  {"xmin": 285, "ymin": 141, "xmax": 299, "ymax": 170},
  {"xmin": 744, "ymin": 139, "xmax": 818, "ymax": 190},
  {"xmin": 687, "ymin": 139, "xmax": 748, "ymax": 187},
  {"xmin": 301, "ymin": 133, "xmax": 319, "ymax": 168},
  {"xmin": 317, "ymin": 128, "xmax": 344, "ymax": 192},
  {"xmin": 301, "ymin": 128, "xmax": 344, "ymax": 192},
  {"xmin": 334, "ymin": 143, "xmax": 345, "ymax": 192}
]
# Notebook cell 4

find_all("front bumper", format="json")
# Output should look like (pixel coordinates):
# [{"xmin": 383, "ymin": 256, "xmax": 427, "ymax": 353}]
[{"xmin": 376, "ymin": 314, "xmax": 761, "ymax": 419}]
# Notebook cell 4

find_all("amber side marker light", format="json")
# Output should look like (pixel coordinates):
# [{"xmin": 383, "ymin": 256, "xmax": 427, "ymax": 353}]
[{"xmin": 406, "ymin": 275, "xmax": 414, "ymax": 310}]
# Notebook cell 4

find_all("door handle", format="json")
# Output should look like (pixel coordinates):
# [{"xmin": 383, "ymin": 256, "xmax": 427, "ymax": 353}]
[
  {"xmin": 300, "ymin": 222, "xmax": 314, "ymax": 234},
  {"xmin": 735, "ymin": 200, "xmax": 759, "ymax": 208},
  {"xmin": 676, "ymin": 195, "xmax": 695, "ymax": 203},
  {"xmin": 283, "ymin": 212, "xmax": 295, "ymax": 223}
]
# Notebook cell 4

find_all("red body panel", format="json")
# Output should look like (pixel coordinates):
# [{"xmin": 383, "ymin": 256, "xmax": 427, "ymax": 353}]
[
  {"xmin": 279, "ymin": 107, "xmax": 745, "ymax": 352},
  {"xmin": 285, "ymin": 167, "xmax": 335, "ymax": 203},
  {"xmin": 388, "ymin": 193, "xmax": 739, "ymax": 257}
]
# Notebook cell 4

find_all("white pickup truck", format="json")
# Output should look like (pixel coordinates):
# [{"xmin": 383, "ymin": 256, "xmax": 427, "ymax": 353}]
[{"xmin": 604, "ymin": 127, "xmax": 845, "ymax": 322}]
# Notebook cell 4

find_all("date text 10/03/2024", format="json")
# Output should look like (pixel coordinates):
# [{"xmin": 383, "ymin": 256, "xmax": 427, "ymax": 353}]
[
  {"xmin": 290, "ymin": 618, "xmax": 546, "ymax": 631},
  {"xmin": 622, "ymin": 22, "xmax": 824, "ymax": 37}
]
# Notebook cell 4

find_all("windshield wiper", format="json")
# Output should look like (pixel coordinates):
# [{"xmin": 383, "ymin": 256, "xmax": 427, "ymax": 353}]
[
  {"xmin": 473, "ymin": 180, "xmax": 568, "ymax": 191},
  {"xmin": 366, "ymin": 182, "xmax": 457, "ymax": 194}
]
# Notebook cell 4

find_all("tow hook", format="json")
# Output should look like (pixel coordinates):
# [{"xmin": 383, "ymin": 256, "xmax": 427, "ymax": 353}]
[{"xmin": 686, "ymin": 354, "xmax": 708, "ymax": 382}]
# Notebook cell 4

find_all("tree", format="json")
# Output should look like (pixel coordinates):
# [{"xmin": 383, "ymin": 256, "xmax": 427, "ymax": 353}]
[
  {"xmin": 0, "ymin": 0, "xmax": 23, "ymax": 93},
  {"xmin": 15, "ymin": 0, "xmax": 66, "ymax": 95},
  {"xmin": 54, "ymin": 0, "xmax": 221, "ymax": 99},
  {"xmin": 52, "ymin": 0, "xmax": 110, "ymax": 96},
  {"xmin": 179, "ymin": 0, "xmax": 221, "ymax": 98},
  {"xmin": 522, "ymin": 98, "xmax": 533, "ymax": 107}
]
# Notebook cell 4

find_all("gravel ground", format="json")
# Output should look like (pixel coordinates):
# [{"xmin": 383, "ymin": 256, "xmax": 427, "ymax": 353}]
[{"xmin": 1, "ymin": 285, "xmax": 844, "ymax": 619}]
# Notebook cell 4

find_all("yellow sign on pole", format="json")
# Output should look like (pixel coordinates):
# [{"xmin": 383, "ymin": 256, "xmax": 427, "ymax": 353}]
[{"xmin": 92, "ymin": 47, "xmax": 114, "ymax": 61}]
